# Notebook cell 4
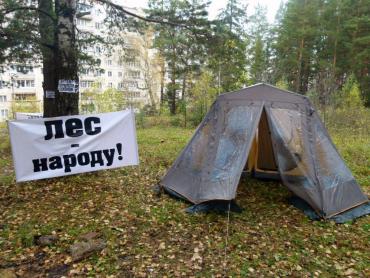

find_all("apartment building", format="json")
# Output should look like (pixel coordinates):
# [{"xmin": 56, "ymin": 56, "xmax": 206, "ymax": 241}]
[
  {"xmin": 0, "ymin": 2, "xmax": 160, "ymax": 121},
  {"xmin": 0, "ymin": 63, "xmax": 43, "ymax": 121}
]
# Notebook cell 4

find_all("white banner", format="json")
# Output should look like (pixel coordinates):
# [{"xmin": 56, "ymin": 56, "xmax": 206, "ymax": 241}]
[
  {"xmin": 15, "ymin": 112, "xmax": 43, "ymax": 120},
  {"xmin": 8, "ymin": 110, "xmax": 139, "ymax": 182}
]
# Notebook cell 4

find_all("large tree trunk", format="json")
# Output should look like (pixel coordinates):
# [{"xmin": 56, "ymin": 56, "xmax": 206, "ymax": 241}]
[
  {"xmin": 38, "ymin": 0, "xmax": 57, "ymax": 117},
  {"xmin": 53, "ymin": 0, "xmax": 79, "ymax": 116}
]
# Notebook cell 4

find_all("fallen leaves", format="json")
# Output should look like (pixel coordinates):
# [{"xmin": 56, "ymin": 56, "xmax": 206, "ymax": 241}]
[
  {"xmin": 0, "ymin": 269, "xmax": 17, "ymax": 278},
  {"xmin": 0, "ymin": 126, "xmax": 369, "ymax": 276},
  {"xmin": 159, "ymin": 242, "xmax": 166, "ymax": 250}
]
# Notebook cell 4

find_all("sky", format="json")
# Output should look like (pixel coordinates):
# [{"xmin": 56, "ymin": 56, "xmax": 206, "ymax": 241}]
[{"xmin": 122, "ymin": 0, "xmax": 284, "ymax": 23}]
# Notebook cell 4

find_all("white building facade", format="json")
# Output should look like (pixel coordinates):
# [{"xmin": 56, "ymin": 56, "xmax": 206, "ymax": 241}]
[
  {"xmin": 0, "ymin": 2, "xmax": 160, "ymax": 121},
  {"xmin": 0, "ymin": 63, "xmax": 43, "ymax": 121}
]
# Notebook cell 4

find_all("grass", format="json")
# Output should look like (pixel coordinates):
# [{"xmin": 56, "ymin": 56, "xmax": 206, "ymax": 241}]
[{"xmin": 0, "ymin": 116, "xmax": 369, "ymax": 277}]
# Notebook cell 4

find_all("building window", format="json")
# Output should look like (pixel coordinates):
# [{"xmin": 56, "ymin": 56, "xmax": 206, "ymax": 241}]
[
  {"xmin": 118, "ymin": 72, "xmax": 122, "ymax": 77},
  {"xmin": 108, "ymin": 71, "xmax": 112, "ymax": 77},
  {"xmin": 16, "ymin": 80, "xmax": 35, "ymax": 87},
  {"xmin": 108, "ymin": 82, "xmax": 113, "ymax": 88},
  {"xmin": 125, "ymin": 91, "xmax": 140, "ymax": 98},
  {"xmin": 76, "ymin": 18, "xmax": 89, "ymax": 27},
  {"xmin": 125, "ymin": 70, "xmax": 140, "ymax": 79},
  {"xmin": 0, "ymin": 95, "xmax": 7, "ymax": 102},
  {"xmin": 125, "ymin": 58, "xmax": 140, "ymax": 67},
  {"xmin": 80, "ymin": 80, "xmax": 94, "ymax": 88},
  {"xmin": 1, "ymin": 109, "xmax": 8, "ymax": 118},
  {"xmin": 10, "ymin": 65, "xmax": 33, "ymax": 74},
  {"xmin": 118, "ymin": 81, "xmax": 138, "ymax": 89},
  {"xmin": 16, "ymin": 65, "xmax": 33, "ymax": 74},
  {"xmin": 77, "ymin": 3, "xmax": 92, "ymax": 14},
  {"xmin": 107, "ymin": 60, "xmax": 112, "ymax": 66},
  {"xmin": 95, "ymin": 69, "xmax": 102, "ymax": 77},
  {"xmin": 80, "ymin": 81, "xmax": 102, "ymax": 89},
  {"xmin": 80, "ymin": 68, "xmax": 90, "ymax": 75},
  {"xmin": 14, "ymin": 93, "xmax": 36, "ymax": 100},
  {"xmin": 124, "ymin": 48, "xmax": 139, "ymax": 57}
]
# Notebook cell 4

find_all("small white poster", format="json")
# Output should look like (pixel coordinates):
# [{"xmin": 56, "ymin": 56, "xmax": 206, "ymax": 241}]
[
  {"xmin": 58, "ymin": 79, "xmax": 79, "ymax": 93},
  {"xmin": 8, "ymin": 110, "xmax": 139, "ymax": 182},
  {"xmin": 46, "ymin": 90, "xmax": 55, "ymax": 98}
]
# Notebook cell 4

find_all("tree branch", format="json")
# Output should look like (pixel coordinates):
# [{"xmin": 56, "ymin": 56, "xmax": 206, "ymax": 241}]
[
  {"xmin": 0, "ymin": 6, "xmax": 56, "ymax": 21},
  {"xmin": 95, "ymin": 0, "xmax": 187, "ymax": 27}
]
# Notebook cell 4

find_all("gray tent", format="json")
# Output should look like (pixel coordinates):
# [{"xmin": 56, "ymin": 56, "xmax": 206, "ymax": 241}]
[{"xmin": 160, "ymin": 83, "xmax": 369, "ymax": 219}]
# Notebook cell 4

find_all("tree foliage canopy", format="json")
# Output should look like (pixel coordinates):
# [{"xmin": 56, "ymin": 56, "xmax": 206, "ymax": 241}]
[{"xmin": 1, "ymin": 0, "xmax": 369, "ymax": 117}]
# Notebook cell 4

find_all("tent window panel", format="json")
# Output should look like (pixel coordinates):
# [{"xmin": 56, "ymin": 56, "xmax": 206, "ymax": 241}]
[
  {"xmin": 267, "ymin": 108, "xmax": 315, "ymax": 184},
  {"xmin": 211, "ymin": 105, "xmax": 261, "ymax": 183},
  {"xmin": 267, "ymin": 107, "xmax": 320, "ymax": 212},
  {"xmin": 313, "ymin": 120, "xmax": 355, "ymax": 189},
  {"xmin": 178, "ymin": 104, "xmax": 220, "ymax": 172},
  {"xmin": 268, "ymin": 108, "xmax": 307, "ymax": 173}
]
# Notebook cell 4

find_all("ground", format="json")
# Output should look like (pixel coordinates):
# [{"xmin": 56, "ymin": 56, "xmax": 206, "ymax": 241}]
[{"xmin": 0, "ymin": 123, "xmax": 369, "ymax": 277}]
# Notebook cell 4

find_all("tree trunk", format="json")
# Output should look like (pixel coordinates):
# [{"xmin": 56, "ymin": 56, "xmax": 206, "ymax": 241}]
[
  {"xmin": 181, "ymin": 73, "xmax": 186, "ymax": 100},
  {"xmin": 295, "ymin": 38, "xmax": 305, "ymax": 93},
  {"xmin": 144, "ymin": 60, "xmax": 156, "ymax": 108},
  {"xmin": 160, "ymin": 57, "xmax": 165, "ymax": 108},
  {"xmin": 181, "ymin": 73, "xmax": 187, "ymax": 127},
  {"xmin": 148, "ymin": 86, "xmax": 156, "ymax": 108},
  {"xmin": 169, "ymin": 73, "xmax": 176, "ymax": 115},
  {"xmin": 54, "ymin": 0, "xmax": 79, "ymax": 116},
  {"xmin": 332, "ymin": 2, "xmax": 340, "ymax": 82},
  {"xmin": 38, "ymin": 0, "xmax": 57, "ymax": 117},
  {"xmin": 169, "ymin": 45, "xmax": 177, "ymax": 115}
]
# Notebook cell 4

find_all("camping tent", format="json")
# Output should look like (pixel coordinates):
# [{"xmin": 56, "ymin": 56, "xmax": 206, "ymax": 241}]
[{"xmin": 160, "ymin": 83, "xmax": 369, "ymax": 219}]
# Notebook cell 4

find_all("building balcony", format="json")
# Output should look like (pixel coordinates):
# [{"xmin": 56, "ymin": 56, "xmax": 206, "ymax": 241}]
[
  {"xmin": 13, "ymin": 87, "xmax": 37, "ymax": 94},
  {"xmin": 77, "ymin": 3, "xmax": 93, "ymax": 18}
]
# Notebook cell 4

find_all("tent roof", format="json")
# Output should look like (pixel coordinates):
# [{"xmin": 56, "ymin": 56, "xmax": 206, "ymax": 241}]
[{"xmin": 219, "ymin": 83, "xmax": 309, "ymax": 104}]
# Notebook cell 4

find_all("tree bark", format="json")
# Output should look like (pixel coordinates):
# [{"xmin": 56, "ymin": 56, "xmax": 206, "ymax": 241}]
[
  {"xmin": 38, "ymin": 0, "xmax": 57, "ymax": 117},
  {"xmin": 54, "ymin": 0, "xmax": 79, "ymax": 116}
]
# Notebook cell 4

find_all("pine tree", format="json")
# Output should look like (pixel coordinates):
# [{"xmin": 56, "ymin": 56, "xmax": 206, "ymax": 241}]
[
  {"xmin": 147, "ymin": 0, "xmax": 210, "ymax": 114},
  {"xmin": 273, "ymin": 0, "xmax": 321, "ymax": 94},
  {"xmin": 208, "ymin": 0, "xmax": 248, "ymax": 93},
  {"xmin": 248, "ymin": 4, "xmax": 269, "ymax": 83},
  {"xmin": 343, "ymin": 0, "xmax": 370, "ymax": 105}
]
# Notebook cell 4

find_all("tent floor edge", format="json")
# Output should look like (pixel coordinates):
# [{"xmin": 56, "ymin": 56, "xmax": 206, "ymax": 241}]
[{"xmin": 289, "ymin": 196, "xmax": 370, "ymax": 223}]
